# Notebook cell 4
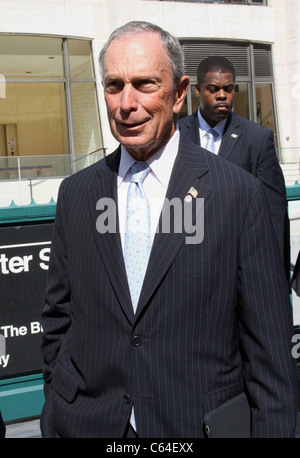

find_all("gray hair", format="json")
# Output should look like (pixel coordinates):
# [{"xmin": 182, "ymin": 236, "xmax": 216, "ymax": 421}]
[{"xmin": 99, "ymin": 21, "xmax": 185, "ymax": 90}]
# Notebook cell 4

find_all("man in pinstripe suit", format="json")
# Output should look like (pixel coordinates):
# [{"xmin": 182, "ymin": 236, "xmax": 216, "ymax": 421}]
[
  {"xmin": 40, "ymin": 21, "xmax": 298, "ymax": 438},
  {"xmin": 178, "ymin": 56, "xmax": 290, "ymax": 282}
]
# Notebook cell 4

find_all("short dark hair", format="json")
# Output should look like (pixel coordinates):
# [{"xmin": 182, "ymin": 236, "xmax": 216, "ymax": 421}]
[{"xmin": 197, "ymin": 56, "xmax": 236, "ymax": 87}]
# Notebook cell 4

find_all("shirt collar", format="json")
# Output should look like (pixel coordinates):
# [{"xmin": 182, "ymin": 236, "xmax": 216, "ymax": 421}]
[
  {"xmin": 118, "ymin": 127, "xmax": 180, "ymax": 188},
  {"xmin": 197, "ymin": 107, "xmax": 227, "ymax": 139}
]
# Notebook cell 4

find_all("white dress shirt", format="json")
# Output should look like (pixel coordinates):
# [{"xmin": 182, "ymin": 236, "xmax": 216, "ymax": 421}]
[
  {"xmin": 118, "ymin": 128, "xmax": 180, "ymax": 251},
  {"xmin": 197, "ymin": 108, "xmax": 227, "ymax": 154}
]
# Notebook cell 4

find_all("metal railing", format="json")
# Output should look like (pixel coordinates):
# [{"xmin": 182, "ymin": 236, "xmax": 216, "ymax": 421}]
[
  {"xmin": 0, "ymin": 151, "xmax": 106, "ymax": 182},
  {"xmin": 0, "ymin": 151, "xmax": 106, "ymax": 207},
  {"xmin": 0, "ymin": 147, "xmax": 297, "ymax": 182},
  {"xmin": 0, "ymin": 147, "xmax": 298, "ymax": 207}
]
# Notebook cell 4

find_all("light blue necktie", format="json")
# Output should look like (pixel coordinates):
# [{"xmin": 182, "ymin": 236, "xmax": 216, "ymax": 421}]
[
  {"xmin": 124, "ymin": 161, "xmax": 151, "ymax": 313},
  {"xmin": 205, "ymin": 128, "xmax": 218, "ymax": 154}
]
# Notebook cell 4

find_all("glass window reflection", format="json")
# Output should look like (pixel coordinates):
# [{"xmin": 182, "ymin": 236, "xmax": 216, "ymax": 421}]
[{"xmin": 0, "ymin": 36, "xmax": 64, "ymax": 78}]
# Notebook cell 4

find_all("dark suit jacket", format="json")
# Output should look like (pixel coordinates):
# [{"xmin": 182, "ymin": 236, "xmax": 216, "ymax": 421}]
[
  {"xmin": 178, "ymin": 112, "xmax": 290, "ymax": 280},
  {"xmin": 40, "ymin": 137, "xmax": 298, "ymax": 438},
  {"xmin": 292, "ymin": 251, "xmax": 300, "ymax": 296}
]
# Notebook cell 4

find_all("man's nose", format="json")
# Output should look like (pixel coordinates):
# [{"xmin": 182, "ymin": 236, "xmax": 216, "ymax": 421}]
[
  {"xmin": 217, "ymin": 88, "xmax": 227, "ymax": 99},
  {"xmin": 120, "ymin": 84, "xmax": 138, "ymax": 112}
]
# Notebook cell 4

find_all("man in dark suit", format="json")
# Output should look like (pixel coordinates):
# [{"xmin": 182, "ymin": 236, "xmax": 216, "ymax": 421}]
[
  {"xmin": 178, "ymin": 56, "xmax": 290, "ymax": 281},
  {"xmin": 40, "ymin": 21, "xmax": 298, "ymax": 438}
]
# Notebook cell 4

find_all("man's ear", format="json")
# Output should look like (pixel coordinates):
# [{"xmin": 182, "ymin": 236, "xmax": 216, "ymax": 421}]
[
  {"xmin": 173, "ymin": 75, "xmax": 190, "ymax": 114},
  {"xmin": 195, "ymin": 82, "xmax": 201, "ymax": 98}
]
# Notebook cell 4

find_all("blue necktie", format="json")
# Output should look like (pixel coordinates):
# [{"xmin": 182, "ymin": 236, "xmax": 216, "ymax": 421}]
[
  {"xmin": 205, "ymin": 128, "xmax": 218, "ymax": 154},
  {"xmin": 124, "ymin": 162, "xmax": 151, "ymax": 313}
]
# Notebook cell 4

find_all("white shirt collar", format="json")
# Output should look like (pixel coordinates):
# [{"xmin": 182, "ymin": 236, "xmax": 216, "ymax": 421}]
[
  {"xmin": 197, "ymin": 108, "xmax": 227, "ymax": 140},
  {"xmin": 118, "ymin": 127, "xmax": 180, "ymax": 188}
]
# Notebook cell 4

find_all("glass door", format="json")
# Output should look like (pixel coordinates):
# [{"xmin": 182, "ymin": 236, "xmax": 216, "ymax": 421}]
[{"xmin": 255, "ymin": 82, "xmax": 278, "ymax": 147}]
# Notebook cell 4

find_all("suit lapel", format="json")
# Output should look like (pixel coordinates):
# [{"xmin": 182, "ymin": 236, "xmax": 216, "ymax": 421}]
[
  {"xmin": 136, "ymin": 139, "xmax": 212, "ymax": 317},
  {"xmin": 179, "ymin": 113, "xmax": 200, "ymax": 145},
  {"xmin": 180, "ymin": 112, "xmax": 242, "ymax": 160},
  {"xmin": 218, "ymin": 113, "xmax": 242, "ymax": 160},
  {"xmin": 87, "ymin": 141, "xmax": 212, "ymax": 322},
  {"xmin": 88, "ymin": 148, "xmax": 134, "ymax": 322}
]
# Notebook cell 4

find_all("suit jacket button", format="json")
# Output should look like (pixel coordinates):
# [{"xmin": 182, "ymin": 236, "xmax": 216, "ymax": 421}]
[
  {"xmin": 123, "ymin": 394, "xmax": 131, "ymax": 404},
  {"xmin": 131, "ymin": 336, "xmax": 142, "ymax": 346}
]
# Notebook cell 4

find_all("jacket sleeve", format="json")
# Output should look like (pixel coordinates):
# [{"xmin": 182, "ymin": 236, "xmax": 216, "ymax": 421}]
[
  {"xmin": 41, "ymin": 179, "xmax": 72, "ymax": 393},
  {"xmin": 256, "ymin": 128, "xmax": 290, "ymax": 280},
  {"xmin": 237, "ymin": 179, "xmax": 298, "ymax": 437}
]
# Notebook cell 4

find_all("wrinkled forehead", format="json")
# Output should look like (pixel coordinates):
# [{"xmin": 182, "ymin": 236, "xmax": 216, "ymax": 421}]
[{"xmin": 103, "ymin": 32, "xmax": 172, "ymax": 79}]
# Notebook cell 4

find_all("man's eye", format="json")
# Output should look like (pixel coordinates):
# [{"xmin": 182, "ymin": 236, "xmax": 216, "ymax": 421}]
[
  {"xmin": 225, "ymin": 86, "xmax": 234, "ymax": 93},
  {"xmin": 136, "ymin": 80, "xmax": 157, "ymax": 92},
  {"xmin": 105, "ymin": 81, "xmax": 123, "ymax": 93},
  {"xmin": 140, "ymin": 80, "xmax": 152, "ymax": 86},
  {"xmin": 206, "ymin": 85, "xmax": 218, "ymax": 93}
]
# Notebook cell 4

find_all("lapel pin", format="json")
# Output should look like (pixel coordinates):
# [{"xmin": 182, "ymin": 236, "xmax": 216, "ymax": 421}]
[
  {"xmin": 185, "ymin": 195, "xmax": 192, "ymax": 203},
  {"xmin": 188, "ymin": 187, "xmax": 198, "ymax": 198},
  {"xmin": 231, "ymin": 133, "xmax": 238, "ymax": 139}
]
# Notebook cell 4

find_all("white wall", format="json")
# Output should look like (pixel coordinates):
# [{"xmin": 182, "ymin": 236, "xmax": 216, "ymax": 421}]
[{"xmin": 282, "ymin": 0, "xmax": 300, "ymax": 160}]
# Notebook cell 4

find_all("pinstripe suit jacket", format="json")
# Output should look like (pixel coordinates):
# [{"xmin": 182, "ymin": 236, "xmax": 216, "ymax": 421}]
[
  {"xmin": 40, "ymin": 136, "xmax": 298, "ymax": 438},
  {"xmin": 178, "ymin": 112, "xmax": 290, "ymax": 280}
]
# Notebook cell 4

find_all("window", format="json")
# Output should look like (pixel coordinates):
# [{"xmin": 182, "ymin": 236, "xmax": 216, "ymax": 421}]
[
  {"xmin": 179, "ymin": 40, "xmax": 278, "ymax": 146},
  {"xmin": 0, "ymin": 35, "xmax": 103, "ymax": 176}
]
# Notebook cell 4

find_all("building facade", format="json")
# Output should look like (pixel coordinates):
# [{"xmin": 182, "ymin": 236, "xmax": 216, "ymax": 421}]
[{"xmin": 0, "ymin": 0, "xmax": 299, "ymax": 194}]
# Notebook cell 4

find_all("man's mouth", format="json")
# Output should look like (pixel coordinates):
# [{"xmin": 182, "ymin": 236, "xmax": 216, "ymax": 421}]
[
  {"xmin": 117, "ymin": 120, "xmax": 146, "ymax": 129},
  {"xmin": 215, "ymin": 103, "xmax": 229, "ymax": 109}
]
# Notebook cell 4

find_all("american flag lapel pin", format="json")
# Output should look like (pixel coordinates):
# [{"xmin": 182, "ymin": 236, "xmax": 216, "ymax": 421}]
[
  {"xmin": 185, "ymin": 186, "xmax": 198, "ymax": 202},
  {"xmin": 188, "ymin": 187, "xmax": 198, "ymax": 198}
]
